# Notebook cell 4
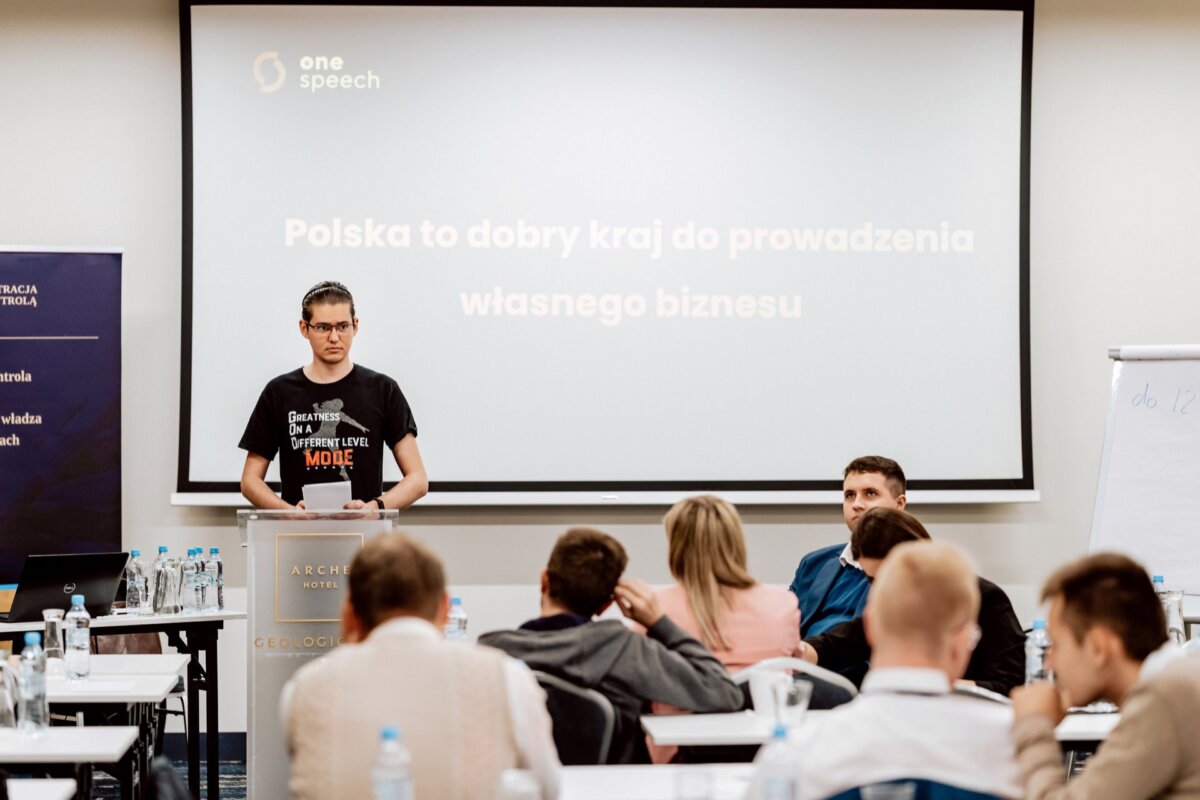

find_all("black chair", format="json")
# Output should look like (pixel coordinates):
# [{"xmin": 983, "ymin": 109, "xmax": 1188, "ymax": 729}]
[
  {"xmin": 144, "ymin": 756, "xmax": 192, "ymax": 800},
  {"xmin": 533, "ymin": 671, "xmax": 615, "ymax": 765}
]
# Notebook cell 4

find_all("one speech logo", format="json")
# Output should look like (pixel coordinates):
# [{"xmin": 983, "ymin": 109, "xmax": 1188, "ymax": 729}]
[
  {"xmin": 63, "ymin": 583, "xmax": 76, "ymax": 594},
  {"xmin": 253, "ymin": 51, "xmax": 287, "ymax": 93}
]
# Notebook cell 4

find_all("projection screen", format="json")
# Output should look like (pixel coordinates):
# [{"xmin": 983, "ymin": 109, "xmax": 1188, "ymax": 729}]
[{"xmin": 180, "ymin": 2, "xmax": 1034, "ymax": 502}]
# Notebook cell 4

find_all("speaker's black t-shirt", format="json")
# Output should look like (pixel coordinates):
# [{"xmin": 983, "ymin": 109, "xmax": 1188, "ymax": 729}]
[{"xmin": 238, "ymin": 365, "xmax": 417, "ymax": 505}]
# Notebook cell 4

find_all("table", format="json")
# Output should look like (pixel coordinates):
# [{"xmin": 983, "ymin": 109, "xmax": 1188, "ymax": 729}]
[
  {"xmin": 86, "ymin": 653, "xmax": 189, "ymax": 677},
  {"xmin": 562, "ymin": 765, "xmax": 753, "ymax": 800},
  {"xmin": 641, "ymin": 710, "xmax": 1122, "ymax": 747},
  {"xmin": 0, "ymin": 609, "xmax": 244, "ymax": 800},
  {"xmin": 0, "ymin": 727, "xmax": 138, "ymax": 800},
  {"xmin": 6, "ymin": 779, "xmax": 77, "ymax": 800},
  {"xmin": 46, "ymin": 673, "xmax": 178, "ymax": 705}
]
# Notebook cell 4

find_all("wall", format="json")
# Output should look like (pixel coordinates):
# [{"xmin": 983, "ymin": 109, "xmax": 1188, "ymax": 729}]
[{"xmin": 2, "ymin": 0, "xmax": 1199, "ymax": 733}]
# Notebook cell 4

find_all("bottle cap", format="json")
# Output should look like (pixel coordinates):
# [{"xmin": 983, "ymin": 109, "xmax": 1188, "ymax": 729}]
[
  {"xmin": 72, "ymin": 594, "xmax": 85, "ymax": 605},
  {"xmin": 211, "ymin": 547, "xmax": 219, "ymax": 554},
  {"xmin": 159, "ymin": 546, "xmax": 168, "ymax": 553},
  {"xmin": 451, "ymin": 595, "xmax": 462, "ymax": 606},
  {"xmin": 772, "ymin": 723, "xmax": 788, "ymax": 740},
  {"xmin": 1153, "ymin": 575, "xmax": 1165, "ymax": 583},
  {"xmin": 131, "ymin": 549, "xmax": 140, "ymax": 558},
  {"xmin": 1032, "ymin": 619, "xmax": 1046, "ymax": 630},
  {"xmin": 24, "ymin": 632, "xmax": 41, "ymax": 646},
  {"xmin": 380, "ymin": 725, "xmax": 401, "ymax": 741}
]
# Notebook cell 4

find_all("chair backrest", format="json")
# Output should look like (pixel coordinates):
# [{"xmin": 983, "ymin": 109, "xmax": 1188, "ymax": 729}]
[
  {"xmin": 145, "ymin": 756, "xmax": 191, "ymax": 800},
  {"xmin": 733, "ymin": 656, "xmax": 857, "ymax": 711},
  {"xmin": 830, "ymin": 779, "xmax": 1004, "ymax": 800},
  {"xmin": 533, "ymin": 671, "xmax": 615, "ymax": 766}
]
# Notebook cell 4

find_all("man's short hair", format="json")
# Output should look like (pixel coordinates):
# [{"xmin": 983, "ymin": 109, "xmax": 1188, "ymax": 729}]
[
  {"xmin": 302, "ymin": 280, "xmax": 356, "ymax": 322},
  {"xmin": 348, "ymin": 533, "xmax": 445, "ymax": 631},
  {"xmin": 843, "ymin": 455, "xmax": 906, "ymax": 497},
  {"xmin": 851, "ymin": 507, "xmax": 931, "ymax": 561},
  {"xmin": 1041, "ymin": 552, "xmax": 1167, "ymax": 661},
  {"xmin": 546, "ymin": 528, "xmax": 628, "ymax": 617},
  {"xmin": 869, "ymin": 541, "xmax": 980, "ymax": 655}
]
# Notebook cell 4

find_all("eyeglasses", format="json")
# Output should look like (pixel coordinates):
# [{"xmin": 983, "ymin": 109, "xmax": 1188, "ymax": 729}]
[{"xmin": 305, "ymin": 321, "xmax": 354, "ymax": 336}]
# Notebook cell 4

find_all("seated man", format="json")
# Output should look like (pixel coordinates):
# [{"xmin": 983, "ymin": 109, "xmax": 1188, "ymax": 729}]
[
  {"xmin": 284, "ymin": 533, "xmax": 560, "ymax": 800},
  {"xmin": 758, "ymin": 541, "xmax": 1021, "ymax": 799},
  {"xmin": 790, "ymin": 455, "xmax": 907, "ymax": 638},
  {"xmin": 478, "ymin": 527, "xmax": 744, "ymax": 764},
  {"xmin": 803, "ymin": 507, "xmax": 1026, "ymax": 695},
  {"xmin": 1012, "ymin": 553, "xmax": 1200, "ymax": 799}
]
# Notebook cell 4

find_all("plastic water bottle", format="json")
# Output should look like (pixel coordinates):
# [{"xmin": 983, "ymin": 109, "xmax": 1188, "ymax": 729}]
[
  {"xmin": 1153, "ymin": 575, "xmax": 1186, "ymax": 646},
  {"xmin": 125, "ymin": 550, "xmax": 147, "ymax": 614},
  {"xmin": 755, "ymin": 724, "xmax": 800, "ymax": 800},
  {"xmin": 151, "ymin": 545, "xmax": 179, "ymax": 615},
  {"xmin": 205, "ymin": 548, "xmax": 224, "ymax": 611},
  {"xmin": 65, "ymin": 594, "xmax": 91, "ymax": 681},
  {"xmin": 444, "ymin": 595, "xmax": 468, "ymax": 642},
  {"xmin": 181, "ymin": 549, "xmax": 200, "ymax": 614},
  {"xmin": 1026, "ymin": 619, "xmax": 1053, "ymax": 684},
  {"xmin": 372, "ymin": 725, "xmax": 413, "ymax": 800},
  {"xmin": 18, "ymin": 632, "xmax": 48, "ymax": 734}
]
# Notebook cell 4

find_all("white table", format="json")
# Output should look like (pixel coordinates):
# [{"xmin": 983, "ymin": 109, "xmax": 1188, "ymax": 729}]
[
  {"xmin": 45, "ymin": 672, "xmax": 178, "ymax": 705},
  {"xmin": 0, "ymin": 727, "xmax": 138, "ymax": 764},
  {"xmin": 562, "ymin": 764, "xmax": 753, "ymax": 800},
  {"xmin": 641, "ymin": 710, "xmax": 1122, "ymax": 746},
  {"xmin": 0, "ymin": 608, "xmax": 243, "ymax": 800},
  {"xmin": 86, "ymin": 653, "xmax": 189, "ymax": 677},
  {"xmin": 6, "ymin": 779, "xmax": 77, "ymax": 800}
]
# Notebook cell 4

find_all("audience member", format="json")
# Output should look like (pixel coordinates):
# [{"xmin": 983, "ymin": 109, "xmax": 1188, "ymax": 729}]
[
  {"xmin": 757, "ymin": 541, "xmax": 1021, "ymax": 799},
  {"xmin": 283, "ymin": 533, "xmax": 560, "ymax": 800},
  {"xmin": 803, "ymin": 507, "xmax": 1026, "ymax": 695},
  {"xmin": 478, "ymin": 528, "xmax": 744, "ymax": 764},
  {"xmin": 1012, "ymin": 552, "xmax": 1200, "ymax": 799},
  {"xmin": 643, "ymin": 495, "xmax": 803, "ymax": 762},
  {"xmin": 790, "ymin": 455, "xmax": 906, "ymax": 637}
]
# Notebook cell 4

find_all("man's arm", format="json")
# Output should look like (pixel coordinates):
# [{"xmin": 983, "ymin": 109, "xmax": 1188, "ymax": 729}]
[
  {"xmin": 804, "ymin": 617, "xmax": 870, "ymax": 678},
  {"xmin": 1013, "ymin": 682, "xmax": 1182, "ymax": 800},
  {"xmin": 240, "ymin": 452, "xmax": 291, "ymax": 510},
  {"xmin": 613, "ymin": 578, "xmax": 743, "ymax": 712},
  {"xmin": 382, "ymin": 434, "xmax": 428, "ymax": 509}
]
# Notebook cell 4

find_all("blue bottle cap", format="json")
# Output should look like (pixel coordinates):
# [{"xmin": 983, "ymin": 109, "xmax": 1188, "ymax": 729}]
[
  {"xmin": 1032, "ymin": 619, "xmax": 1046, "ymax": 630},
  {"xmin": 210, "ymin": 547, "xmax": 219, "ymax": 554},
  {"xmin": 451, "ymin": 595, "xmax": 462, "ymax": 605},
  {"xmin": 24, "ymin": 632, "xmax": 41, "ymax": 646},
  {"xmin": 158, "ymin": 546, "xmax": 168, "ymax": 553},
  {"xmin": 71, "ymin": 594, "xmax": 85, "ymax": 605},
  {"xmin": 131, "ymin": 549, "xmax": 140, "ymax": 558},
  {"xmin": 1153, "ymin": 575, "xmax": 1165, "ymax": 583},
  {"xmin": 380, "ymin": 725, "xmax": 401, "ymax": 741},
  {"xmin": 772, "ymin": 724, "xmax": 788, "ymax": 740}
]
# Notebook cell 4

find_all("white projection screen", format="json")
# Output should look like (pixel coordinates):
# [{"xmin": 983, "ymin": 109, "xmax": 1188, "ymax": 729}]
[{"xmin": 180, "ymin": 2, "xmax": 1034, "ymax": 503}]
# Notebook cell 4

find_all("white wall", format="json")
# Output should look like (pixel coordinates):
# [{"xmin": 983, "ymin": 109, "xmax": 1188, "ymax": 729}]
[{"xmin": 2, "ymin": 0, "xmax": 1199, "ymax": 733}]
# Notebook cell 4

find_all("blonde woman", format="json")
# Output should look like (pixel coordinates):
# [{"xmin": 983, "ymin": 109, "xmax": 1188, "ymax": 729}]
[
  {"xmin": 642, "ymin": 496, "xmax": 803, "ymax": 762},
  {"xmin": 655, "ymin": 495, "xmax": 802, "ymax": 671}
]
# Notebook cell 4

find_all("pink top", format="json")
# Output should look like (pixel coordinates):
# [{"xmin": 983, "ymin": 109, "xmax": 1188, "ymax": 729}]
[
  {"xmin": 655, "ymin": 583, "xmax": 803, "ymax": 672},
  {"xmin": 645, "ymin": 583, "xmax": 803, "ymax": 763}
]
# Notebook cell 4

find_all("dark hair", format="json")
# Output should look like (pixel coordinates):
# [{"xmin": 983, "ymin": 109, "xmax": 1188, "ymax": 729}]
[
  {"xmin": 546, "ymin": 528, "xmax": 628, "ymax": 617},
  {"xmin": 1041, "ymin": 552, "xmax": 1168, "ymax": 661},
  {"xmin": 301, "ymin": 280, "xmax": 356, "ymax": 322},
  {"xmin": 349, "ymin": 533, "xmax": 445, "ymax": 631},
  {"xmin": 851, "ymin": 507, "xmax": 931, "ymax": 561},
  {"xmin": 843, "ymin": 455, "xmax": 906, "ymax": 498}
]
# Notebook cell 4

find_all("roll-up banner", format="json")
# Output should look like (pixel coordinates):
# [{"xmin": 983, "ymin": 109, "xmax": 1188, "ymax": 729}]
[{"xmin": 0, "ymin": 249, "xmax": 122, "ymax": 586}]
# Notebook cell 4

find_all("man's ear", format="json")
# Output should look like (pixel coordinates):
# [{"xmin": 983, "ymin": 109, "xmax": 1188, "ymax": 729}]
[
  {"xmin": 298, "ymin": 319, "xmax": 308, "ymax": 338},
  {"xmin": 433, "ymin": 592, "xmax": 451, "ymax": 629},
  {"xmin": 340, "ymin": 596, "xmax": 363, "ymax": 643},
  {"xmin": 1084, "ymin": 624, "xmax": 1119, "ymax": 668},
  {"xmin": 595, "ymin": 598, "xmax": 613, "ymax": 618},
  {"xmin": 895, "ymin": 493, "xmax": 907, "ymax": 510},
  {"xmin": 540, "ymin": 568, "xmax": 549, "ymax": 595}
]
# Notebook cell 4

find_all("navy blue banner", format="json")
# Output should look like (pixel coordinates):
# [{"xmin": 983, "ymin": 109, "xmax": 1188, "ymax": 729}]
[{"xmin": 0, "ymin": 251, "xmax": 122, "ymax": 586}]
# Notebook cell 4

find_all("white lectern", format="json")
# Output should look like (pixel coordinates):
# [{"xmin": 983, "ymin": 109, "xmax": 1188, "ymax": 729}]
[{"xmin": 238, "ymin": 509, "xmax": 400, "ymax": 800}]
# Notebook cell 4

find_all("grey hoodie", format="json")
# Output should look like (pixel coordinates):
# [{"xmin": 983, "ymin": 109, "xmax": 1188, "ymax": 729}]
[{"xmin": 478, "ymin": 616, "xmax": 744, "ymax": 763}]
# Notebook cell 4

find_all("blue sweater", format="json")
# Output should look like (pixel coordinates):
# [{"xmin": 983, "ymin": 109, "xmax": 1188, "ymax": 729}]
[{"xmin": 789, "ymin": 543, "xmax": 871, "ymax": 639}]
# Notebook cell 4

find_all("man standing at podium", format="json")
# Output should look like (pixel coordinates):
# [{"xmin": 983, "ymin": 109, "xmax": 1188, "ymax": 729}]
[{"xmin": 238, "ymin": 281, "xmax": 428, "ymax": 510}]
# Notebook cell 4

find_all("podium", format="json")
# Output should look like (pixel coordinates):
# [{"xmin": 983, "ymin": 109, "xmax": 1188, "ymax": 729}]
[{"xmin": 238, "ymin": 509, "xmax": 400, "ymax": 800}]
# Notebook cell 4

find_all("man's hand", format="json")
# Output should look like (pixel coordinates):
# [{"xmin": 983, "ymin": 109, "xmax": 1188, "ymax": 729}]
[
  {"xmin": 613, "ymin": 578, "xmax": 664, "ymax": 628},
  {"xmin": 342, "ymin": 499, "xmax": 368, "ymax": 510},
  {"xmin": 1012, "ymin": 682, "xmax": 1069, "ymax": 726}
]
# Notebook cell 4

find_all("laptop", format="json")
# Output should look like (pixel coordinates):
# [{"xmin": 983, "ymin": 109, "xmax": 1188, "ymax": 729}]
[{"xmin": 0, "ymin": 552, "xmax": 129, "ymax": 623}]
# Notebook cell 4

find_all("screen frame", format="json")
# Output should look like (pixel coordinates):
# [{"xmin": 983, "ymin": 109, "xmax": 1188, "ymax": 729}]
[{"xmin": 177, "ymin": 0, "xmax": 1036, "ymax": 498}]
